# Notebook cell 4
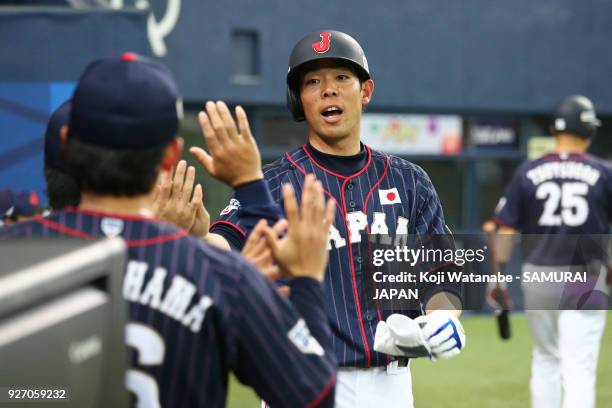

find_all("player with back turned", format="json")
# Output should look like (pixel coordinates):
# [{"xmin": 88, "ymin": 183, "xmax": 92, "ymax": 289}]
[
  {"xmin": 1, "ymin": 53, "xmax": 338, "ymax": 407},
  {"xmin": 491, "ymin": 95, "xmax": 611, "ymax": 408},
  {"xmin": 199, "ymin": 31, "xmax": 466, "ymax": 407}
]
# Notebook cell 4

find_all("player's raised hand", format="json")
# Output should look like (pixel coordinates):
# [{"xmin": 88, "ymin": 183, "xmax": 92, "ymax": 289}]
[
  {"xmin": 263, "ymin": 174, "xmax": 336, "ymax": 282},
  {"xmin": 187, "ymin": 185, "xmax": 210, "ymax": 239},
  {"xmin": 153, "ymin": 160, "xmax": 209, "ymax": 237},
  {"xmin": 189, "ymin": 101, "xmax": 264, "ymax": 187},
  {"xmin": 242, "ymin": 218, "xmax": 288, "ymax": 282}
]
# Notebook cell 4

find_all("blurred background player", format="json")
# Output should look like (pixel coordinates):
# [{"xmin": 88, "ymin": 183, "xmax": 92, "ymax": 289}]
[
  {"xmin": 482, "ymin": 219, "xmax": 513, "ymax": 340},
  {"xmin": 0, "ymin": 188, "xmax": 15, "ymax": 228},
  {"xmin": 1, "ymin": 53, "xmax": 338, "ymax": 407},
  {"xmin": 2, "ymin": 190, "xmax": 42, "ymax": 224},
  {"xmin": 491, "ymin": 95, "xmax": 611, "ymax": 408},
  {"xmin": 197, "ymin": 30, "xmax": 466, "ymax": 407}
]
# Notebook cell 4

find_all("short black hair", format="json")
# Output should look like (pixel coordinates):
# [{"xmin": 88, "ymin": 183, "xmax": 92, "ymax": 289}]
[
  {"xmin": 296, "ymin": 58, "xmax": 368, "ymax": 90},
  {"xmin": 44, "ymin": 166, "xmax": 80, "ymax": 209},
  {"xmin": 65, "ymin": 138, "xmax": 165, "ymax": 197}
]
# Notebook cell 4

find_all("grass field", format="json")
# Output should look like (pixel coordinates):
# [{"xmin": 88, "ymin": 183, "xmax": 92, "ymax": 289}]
[{"xmin": 226, "ymin": 312, "xmax": 612, "ymax": 407}]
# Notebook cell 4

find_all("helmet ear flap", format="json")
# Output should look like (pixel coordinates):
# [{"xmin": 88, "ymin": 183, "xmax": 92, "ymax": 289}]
[{"xmin": 286, "ymin": 86, "xmax": 305, "ymax": 122}]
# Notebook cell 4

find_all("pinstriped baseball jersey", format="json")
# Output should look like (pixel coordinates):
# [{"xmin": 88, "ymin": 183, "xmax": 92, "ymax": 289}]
[
  {"xmin": 211, "ymin": 144, "xmax": 461, "ymax": 368},
  {"xmin": 1, "ymin": 208, "xmax": 336, "ymax": 407}
]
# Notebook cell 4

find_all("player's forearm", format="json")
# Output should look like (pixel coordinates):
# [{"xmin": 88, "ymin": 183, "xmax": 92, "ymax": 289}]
[
  {"xmin": 203, "ymin": 232, "xmax": 231, "ymax": 250},
  {"xmin": 209, "ymin": 222, "xmax": 246, "ymax": 249},
  {"xmin": 425, "ymin": 292, "xmax": 462, "ymax": 318},
  {"xmin": 233, "ymin": 179, "xmax": 283, "ymax": 238},
  {"xmin": 288, "ymin": 277, "xmax": 335, "ymax": 357},
  {"xmin": 210, "ymin": 179, "xmax": 282, "ymax": 251},
  {"xmin": 494, "ymin": 225, "xmax": 518, "ymax": 264}
]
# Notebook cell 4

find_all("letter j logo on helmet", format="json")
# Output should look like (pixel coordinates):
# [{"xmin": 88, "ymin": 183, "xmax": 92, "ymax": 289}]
[{"xmin": 312, "ymin": 32, "xmax": 332, "ymax": 54}]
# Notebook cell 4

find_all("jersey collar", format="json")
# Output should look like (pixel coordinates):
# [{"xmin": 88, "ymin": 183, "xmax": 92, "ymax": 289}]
[
  {"xmin": 300, "ymin": 143, "xmax": 373, "ymax": 180},
  {"xmin": 64, "ymin": 206, "xmax": 162, "ymax": 222}
]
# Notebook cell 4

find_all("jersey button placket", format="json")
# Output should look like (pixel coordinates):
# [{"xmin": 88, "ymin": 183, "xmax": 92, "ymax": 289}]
[
  {"xmin": 341, "ymin": 177, "xmax": 372, "ymax": 367},
  {"xmin": 346, "ymin": 182, "xmax": 356, "ymax": 209}
]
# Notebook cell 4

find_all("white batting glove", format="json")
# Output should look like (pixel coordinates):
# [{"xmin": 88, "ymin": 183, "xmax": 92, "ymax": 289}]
[
  {"xmin": 414, "ymin": 311, "xmax": 466, "ymax": 360},
  {"xmin": 374, "ymin": 314, "xmax": 431, "ymax": 358}
]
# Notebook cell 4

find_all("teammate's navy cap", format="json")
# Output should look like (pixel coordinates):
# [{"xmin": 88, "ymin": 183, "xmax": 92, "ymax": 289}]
[
  {"xmin": 44, "ymin": 100, "xmax": 71, "ymax": 170},
  {"xmin": 552, "ymin": 95, "xmax": 601, "ymax": 139},
  {"xmin": 286, "ymin": 30, "xmax": 371, "ymax": 121},
  {"xmin": 70, "ymin": 52, "xmax": 183, "ymax": 149},
  {"xmin": 12, "ymin": 191, "xmax": 41, "ymax": 217},
  {"xmin": 0, "ymin": 189, "xmax": 15, "ymax": 218}
]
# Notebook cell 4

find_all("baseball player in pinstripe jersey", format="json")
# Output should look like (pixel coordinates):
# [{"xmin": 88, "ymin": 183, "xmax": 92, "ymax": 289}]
[
  {"xmin": 1, "ymin": 54, "xmax": 339, "ymax": 407},
  {"xmin": 491, "ymin": 95, "xmax": 611, "ymax": 408},
  {"xmin": 42, "ymin": 100, "xmax": 219, "ymax": 247},
  {"xmin": 199, "ymin": 31, "xmax": 467, "ymax": 407}
]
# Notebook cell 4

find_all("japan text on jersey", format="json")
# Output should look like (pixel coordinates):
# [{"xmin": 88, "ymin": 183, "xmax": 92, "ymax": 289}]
[{"xmin": 211, "ymin": 145, "xmax": 462, "ymax": 368}]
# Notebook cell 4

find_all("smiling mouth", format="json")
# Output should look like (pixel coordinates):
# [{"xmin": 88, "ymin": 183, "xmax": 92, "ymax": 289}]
[{"xmin": 321, "ymin": 107, "xmax": 343, "ymax": 120}]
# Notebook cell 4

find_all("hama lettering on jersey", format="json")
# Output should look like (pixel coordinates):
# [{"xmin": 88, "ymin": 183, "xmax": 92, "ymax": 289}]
[
  {"xmin": 495, "ymin": 152, "xmax": 612, "ymax": 265},
  {"xmin": 211, "ymin": 145, "xmax": 462, "ymax": 368},
  {"xmin": 0, "ymin": 209, "xmax": 335, "ymax": 407}
]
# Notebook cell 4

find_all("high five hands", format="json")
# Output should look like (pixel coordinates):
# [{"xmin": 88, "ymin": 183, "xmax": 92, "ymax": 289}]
[{"xmin": 189, "ymin": 101, "xmax": 263, "ymax": 187}]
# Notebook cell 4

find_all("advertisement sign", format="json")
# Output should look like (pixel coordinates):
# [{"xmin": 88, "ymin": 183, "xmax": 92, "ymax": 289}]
[
  {"xmin": 527, "ymin": 136, "xmax": 556, "ymax": 160},
  {"xmin": 360, "ymin": 114, "xmax": 462, "ymax": 155},
  {"xmin": 468, "ymin": 118, "xmax": 518, "ymax": 150}
]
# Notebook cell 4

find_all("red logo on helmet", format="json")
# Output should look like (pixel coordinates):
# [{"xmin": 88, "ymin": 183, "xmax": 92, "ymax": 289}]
[
  {"xmin": 121, "ymin": 52, "xmax": 138, "ymax": 62},
  {"xmin": 29, "ymin": 192, "xmax": 39, "ymax": 206},
  {"xmin": 312, "ymin": 32, "xmax": 332, "ymax": 54}
]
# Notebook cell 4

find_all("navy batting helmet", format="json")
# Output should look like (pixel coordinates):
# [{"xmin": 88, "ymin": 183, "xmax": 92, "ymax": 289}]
[
  {"xmin": 286, "ymin": 30, "xmax": 371, "ymax": 122},
  {"xmin": 552, "ymin": 95, "xmax": 601, "ymax": 139}
]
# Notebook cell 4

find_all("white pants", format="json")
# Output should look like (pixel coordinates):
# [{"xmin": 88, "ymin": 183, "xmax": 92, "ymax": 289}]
[
  {"xmin": 526, "ymin": 310, "xmax": 607, "ymax": 408},
  {"xmin": 522, "ymin": 263, "xmax": 609, "ymax": 408},
  {"xmin": 335, "ymin": 362, "xmax": 414, "ymax": 408}
]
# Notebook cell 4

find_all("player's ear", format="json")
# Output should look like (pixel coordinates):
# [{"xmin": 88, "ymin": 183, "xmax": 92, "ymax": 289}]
[
  {"xmin": 361, "ymin": 79, "xmax": 374, "ymax": 106},
  {"xmin": 60, "ymin": 125, "xmax": 69, "ymax": 144},
  {"xmin": 161, "ymin": 136, "xmax": 183, "ymax": 171}
]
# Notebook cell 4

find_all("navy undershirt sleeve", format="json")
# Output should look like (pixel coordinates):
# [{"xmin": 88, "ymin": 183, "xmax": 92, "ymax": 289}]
[
  {"xmin": 288, "ymin": 277, "xmax": 336, "ymax": 360},
  {"xmin": 214, "ymin": 179, "xmax": 283, "ymax": 250}
]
